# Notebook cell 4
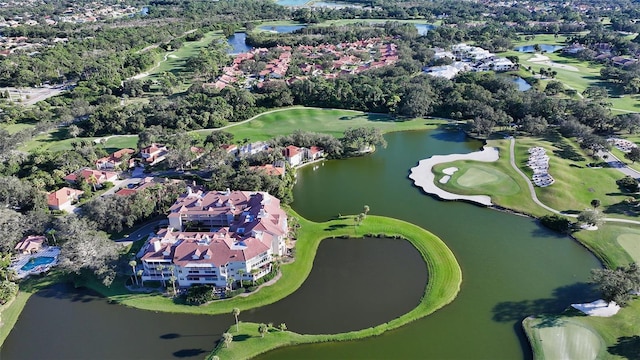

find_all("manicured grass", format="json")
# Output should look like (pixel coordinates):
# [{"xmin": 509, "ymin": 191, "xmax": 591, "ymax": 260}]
[
  {"xmin": 525, "ymin": 299, "xmax": 640, "ymax": 360},
  {"xmin": 433, "ymin": 161, "xmax": 520, "ymax": 196},
  {"xmin": 86, "ymin": 210, "xmax": 462, "ymax": 319},
  {"xmin": 573, "ymin": 224, "xmax": 636, "ymax": 269},
  {"xmin": 523, "ymin": 316, "xmax": 605, "ymax": 360},
  {"xmin": 432, "ymin": 138, "xmax": 546, "ymax": 216},
  {"xmin": 514, "ymin": 136, "xmax": 633, "ymax": 218},
  {"xmin": 207, "ymin": 212, "xmax": 461, "ymax": 359},
  {"xmin": 195, "ymin": 107, "xmax": 441, "ymax": 142},
  {"xmin": 1, "ymin": 122, "xmax": 35, "ymax": 134},
  {"xmin": 511, "ymin": 33, "xmax": 571, "ymax": 47},
  {"xmin": 148, "ymin": 30, "xmax": 223, "ymax": 79},
  {"xmin": 616, "ymin": 233, "xmax": 640, "ymax": 263}
]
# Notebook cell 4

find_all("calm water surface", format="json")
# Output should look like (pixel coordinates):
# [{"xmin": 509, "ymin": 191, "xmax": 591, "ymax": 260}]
[
  {"xmin": 258, "ymin": 129, "xmax": 601, "ymax": 359},
  {"xmin": 0, "ymin": 237, "xmax": 425, "ymax": 359},
  {"xmin": 258, "ymin": 25, "xmax": 306, "ymax": 33},
  {"xmin": 515, "ymin": 44, "xmax": 564, "ymax": 53},
  {"xmin": 512, "ymin": 76, "xmax": 532, "ymax": 91},
  {"xmin": 226, "ymin": 32, "xmax": 253, "ymax": 55},
  {"xmin": 1, "ymin": 129, "xmax": 600, "ymax": 360}
]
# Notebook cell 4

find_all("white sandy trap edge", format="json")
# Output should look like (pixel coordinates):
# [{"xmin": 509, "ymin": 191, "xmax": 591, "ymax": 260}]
[{"xmin": 409, "ymin": 147, "xmax": 500, "ymax": 206}]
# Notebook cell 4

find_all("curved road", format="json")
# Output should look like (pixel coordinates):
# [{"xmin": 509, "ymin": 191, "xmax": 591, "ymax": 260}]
[{"xmin": 509, "ymin": 138, "xmax": 640, "ymax": 225}]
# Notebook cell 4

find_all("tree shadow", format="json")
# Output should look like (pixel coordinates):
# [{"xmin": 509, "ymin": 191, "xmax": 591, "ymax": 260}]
[
  {"xmin": 160, "ymin": 333, "xmax": 181, "ymax": 339},
  {"xmin": 324, "ymin": 224, "xmax": 349, "ymax": 231},
  {"xmin": 429, "ymin": 129, "xmax": 469, "ymax": 143},
  {"xmin": 234, "ymin": 334, "xmax": 251, "ymax": 341},
  {"xmin": 552, "ymin": 142, "xmax": 585, "ymax": 161},
  {"xmin": 492, "ymin": 282, "xmax": 597, "ymax": 323},
  {"xmin": 608, "ymin": 335, "xmax": 640, "ymax": 360},
  {"xmin": 172, "ymin": 349, "xmax": 207, "ymax": 358},
  {"xmin": 603, "ymin": 200, "xmax": 640, "ymax": 216}
]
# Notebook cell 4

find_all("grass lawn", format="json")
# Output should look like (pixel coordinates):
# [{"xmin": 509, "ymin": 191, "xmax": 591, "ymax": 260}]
[
  {"xmin": 83, "ymin": 209, "xmax": 462, "ymax": 323},
  {"xmin": 1, "ymin": 122, "xmax": 35, "ymax": 134},
  {"xmin": 207, "ymin": 212, "xmax": 461, "ymax": 359},
  {"xmin": 147, "ymin": 30, "xmax": 223, "ymax": 79},
  {"xmin": 194, "ymin": 107, "xmax": 442, "ymax": 142},
  {"xmin": 511, "ymin": 33, "xmax": 571, "ymax": 47},
  {"xmin": 514, "ymin": 135, "xmax": 634, "ymax": 218},
  {"xmin": 573, "ymin": 224, "xmax": 636, "ymax": 269},
  {"xmin": 525, "ymin": 300, "xmax": 640, "ymax": 360},
  {"xmin": 523, "ymin": 316, "xmax": 605, "ymax": 360}
]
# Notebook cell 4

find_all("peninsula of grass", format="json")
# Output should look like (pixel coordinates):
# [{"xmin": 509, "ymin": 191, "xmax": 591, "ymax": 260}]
[
  {"xmin": 194, "ymin": 107, "xmax": 441, "ymax": 142},
  {"xmin": 206, "ymin": 214, "xmax": 461, "ymax": 359},
  {"xmin": 523, "ymin": 316, "xmax": 606, "ymax": 360},
  {"xmin": 147, "ymin": 30, "xmax": 222, "ymax": 79},
  {"xmin": 85, "ymin": 210, "xmax": 461, "ymax": 318}
]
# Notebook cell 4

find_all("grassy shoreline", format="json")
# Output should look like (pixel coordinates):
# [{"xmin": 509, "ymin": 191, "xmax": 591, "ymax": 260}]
[{"xmin": 208, "ymin": 214, "xmax": 462, "ymax": 359}]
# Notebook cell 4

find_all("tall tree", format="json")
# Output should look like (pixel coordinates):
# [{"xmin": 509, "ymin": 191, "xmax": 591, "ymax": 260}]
[
  {"xmin": 232, "ymin": 308, "xmax": 241, "ymax": 332},
  {"xmin": 258, "ymin": 323, "xmax": 268, "ymax": 338}
]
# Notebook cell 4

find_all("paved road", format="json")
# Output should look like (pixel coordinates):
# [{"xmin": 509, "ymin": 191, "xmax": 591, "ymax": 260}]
[
  {"xmin": 114, "ymin": 218, "xmax": 167, "ymax": 243},
  {"xmin": 509, "ymin": 138, "xmax": 640, "ymax": 225},
  {"xmin": 598, "ymin": 150, "xmax": 640, "ymax": 179}
]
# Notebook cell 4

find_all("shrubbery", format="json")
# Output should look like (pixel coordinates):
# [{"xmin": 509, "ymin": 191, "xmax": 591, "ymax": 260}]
[
  {"xmin": 617, "ymin": 176, "xmax": 640, "ymax": 193},
  {"xmin": 184, "ymin": 285, "xmax": 218, "ymax": 305},
  {"xmin": 539, "ymin": 214, "xmax": 572, "ymax": 233}
]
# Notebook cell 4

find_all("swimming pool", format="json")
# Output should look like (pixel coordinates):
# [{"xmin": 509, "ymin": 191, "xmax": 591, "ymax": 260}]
[{"xmin": 21, "ymin": 257, "xmax": 55, "ymax": 271}]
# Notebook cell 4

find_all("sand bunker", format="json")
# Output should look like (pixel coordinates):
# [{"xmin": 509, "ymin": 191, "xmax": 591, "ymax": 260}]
[
  {"xmin": 571, "ymin": 299, "xmax": 620, "ymax": 317},
  {"xmin": 409, "ymin": 147, "xmax": 500, "ymax": 206},
  {"xmin": 443, "ymin": 167, "xmax": 458, "ymax": 175},
  {"xmin": 439, "ymin": 175, "xmax": 451, "ymax": 184},
  {"xmin": 528, "ymin": 54, "xmax": 579, "ymax": 72}
]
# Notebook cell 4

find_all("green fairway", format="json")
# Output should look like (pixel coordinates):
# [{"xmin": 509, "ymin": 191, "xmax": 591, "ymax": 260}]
[
  {"xmin": 147, "ymin": 30, "xmax": 222, "ymax": 79},
  {"xmin": 523, "ymin": 317, "xmax": 604, "ymax": 360},
  {"xmin": 617, "ymin": 233, "xmax": 640, "ymax": 263},
  {"xmin": 196, "ymin": 107, "xmax": 440, "ymax": 141},
  {"xmin": 434, "ymin": 162, "xmax": 521, "ymax": 196},
  {"xmin": 1, "ymin": 122, "xmax": 35, "ymax": 134}
]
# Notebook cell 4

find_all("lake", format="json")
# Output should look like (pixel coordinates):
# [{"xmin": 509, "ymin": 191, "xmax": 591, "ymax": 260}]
[
  {"xmin": 258, "ymin": 25, "xmax": 306, "ymax": 33},
  {"xmin": 515, "ymin": 44, "xmax": 564, "ymax": 53},
  {"xmin": 226, "ymin": 32, "xmax": 253, "ymax": 55},
  {"xmin": 1, "ymin": 128, "xmax": 601, "ymax": 359}
]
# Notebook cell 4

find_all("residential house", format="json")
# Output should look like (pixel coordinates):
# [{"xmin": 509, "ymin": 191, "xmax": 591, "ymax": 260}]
[
  {"xmin": 238, "ymin": 141, "xmax": 269, "ymax": 157},
  {"xmin": 307, "ymin": 146, "xmax": 324, "ymax": 161},
  {"xmin": 47, "ymin": 187, "xmax": 84, "ymax": 211},
  {"xmin": 140, "ymin": 143, "xmax": 168, "ymax": 165},
  {"xmin": 64, "ymin": 169, "xmax": 118, "ymax": 186},
  {"xmin": 139, "ymin": 189, "xmax": 288, "ymax": 287},
  {"xmin": 14, "ymin": 235, "xmax": 46, "ymax": 254},
  {"xmin": 95, "ymin": 148, "xmax": 135, "ymax": 170},
  {"xmin": 249, "ymin": 164, "xmax": 286, "ymax": 178},
  {"xmin": 283, "ymin": 145, "xmax": 304, "ymax": 166}
]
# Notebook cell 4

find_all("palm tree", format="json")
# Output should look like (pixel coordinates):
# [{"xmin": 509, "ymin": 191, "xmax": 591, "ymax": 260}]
[
  {"xmin": 258, "ymin": 323, "xmax": 268, "ymax": 338},
  {"xmin": 227, "ymin": 275, "xmax": 235, "ymax": 291},
  {"xmin": 46, "ymin": 228, "xmax": 57, "ymax": 246},
  {"xmin": 279, "ymin": 323, "xmax": 287, "ymax": 331},
  {"xmin": 222, "ymin": 332, "xmax": 233, "ymax": 348},
  {"xmin": 137, "ymin": 269, "xmax": 145, "ymax": 287},
  {"xmin": 169, "ymin": 275, "xmax": 177, "ymax": 296},
  {"xmin": 232, "ymin": 308, "xmax": 241, "ymax": 332},
  {"xmin": 237, "ymin": 269, "xmax": 245, "ymax": 287},
  {"xmin": 157, "ymin": 264, "xmax": 166, "ymax": 287},
  {"xmin": 591, "ymin": 199, "xmax": 601, "ymax": 210},
  {"xmin": 88, "ymin": 173, "xmax": 98, "ymax": 192},
  {"xmin": 363, "ymin": 205, "xmax": 370, "ymax": 216},
  {"xmin": 129, "ymin": 260, "xmax": 138, "ymax": 285}
]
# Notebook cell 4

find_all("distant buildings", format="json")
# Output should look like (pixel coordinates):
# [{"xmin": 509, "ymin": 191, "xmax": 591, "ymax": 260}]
[
  {"xmin": 138, "ymin": 189, "xmax": 289, "ymax": 288},
  {"xmin": 424, "ymin": 43, "xmax": 516, "ymax": 79}
]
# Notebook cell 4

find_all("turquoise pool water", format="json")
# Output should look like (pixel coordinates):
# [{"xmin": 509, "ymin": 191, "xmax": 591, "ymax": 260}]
[{"xmin": 21, "ymin": 257, "xmax": 55, "ymax": 271}]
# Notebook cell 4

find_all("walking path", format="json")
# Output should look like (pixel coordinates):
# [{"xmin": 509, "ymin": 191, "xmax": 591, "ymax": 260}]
[{"xmin": 508, "ymin": 138, "xmax": 640, "ymax": 225}]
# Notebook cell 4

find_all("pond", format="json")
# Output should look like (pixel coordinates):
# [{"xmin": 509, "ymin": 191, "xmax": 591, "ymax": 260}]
[
  {"xmin": 275, "ymin": 0, "xmax": 311, "ymax": 6},
  {"xmin": 0, "ymin": 237, "xmax": 426, "ymax": 359},
  {"xmin": 415, "ymin": 23, "xmax": 436, "ymax": 35},
  {"xmin": 258, "ymin": 25, "xmax": 306, "ymax": 33},
  {"xmin": 514, "ymin": 44, "xmax": 564, "ymax": 53},
  {"xmin": 1, "ymin": 129, "xmax": 601, "ymax": 359},
  {"xmin": 226, "ymin": 32, "xmax": 253, "ymax": 55},
  {"xmin": 512, "ymin": 76, "xmax": 532, "ymax": 91}
]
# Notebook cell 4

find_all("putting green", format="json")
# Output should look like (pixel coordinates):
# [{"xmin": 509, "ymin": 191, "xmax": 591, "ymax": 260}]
[
  {"xmin": 617, "ymin": 233, "xmax": 640, "ymax": 263},
  {"xmin": 452, "ymin": 165, "xmax": 520, "ymax": 195},
  {"xmin": 536, "ymin": 322, "xmax": 602, "ymax": 360}
]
